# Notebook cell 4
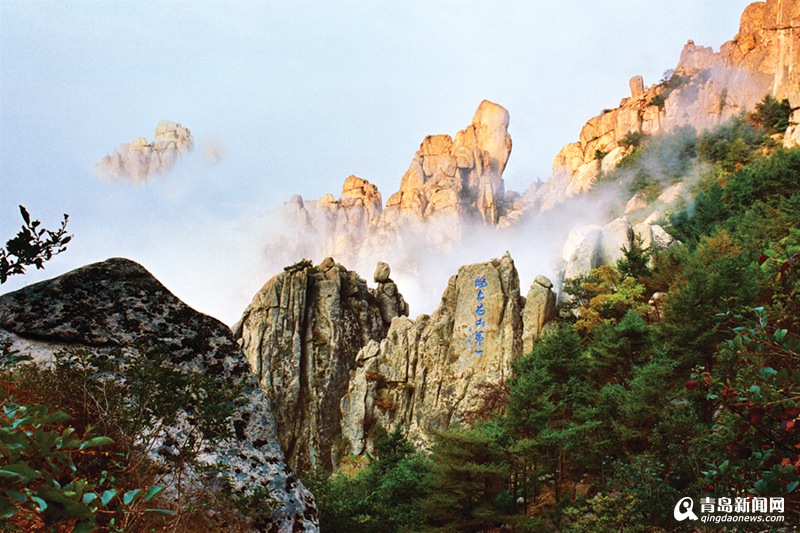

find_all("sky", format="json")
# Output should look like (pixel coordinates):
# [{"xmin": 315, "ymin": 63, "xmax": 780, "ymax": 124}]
[{"xmin": 0, "ymin": 0, "xmax": 753, "ymax": 325}]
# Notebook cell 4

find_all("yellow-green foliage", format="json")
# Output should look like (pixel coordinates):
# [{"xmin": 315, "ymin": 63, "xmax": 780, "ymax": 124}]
[{"xmin": 572, "ymin": 265, "xmax": 649, "ymax": 335}]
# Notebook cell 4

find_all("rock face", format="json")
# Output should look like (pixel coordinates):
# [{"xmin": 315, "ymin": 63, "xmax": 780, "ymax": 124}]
[
  {"xmin": 560, "ymin": 217, "xmax": 677, "ymax": 282},
  {"xmin": 95, "ymin": 120, "xmax": 194, "ymax": 182},
  {"xmin": 522, "ymin": 275, "xmax": 557, "ymax": 354},
  {"xmin": 561, "ymin": 225, "xmax": 603, "ymax": 281},
  {"xmin": 264, "ymin": 101, "xmax": 526, "ymax": 282},
  {"xmin": 385, "ymin": 100, "xmax": 512, "ymax": 226},
  {"xmin": 233, "ymin": 259, "xmax": 408, "ymax": 474},
  {"xmin": 237, "ymin": 254, "xmax": 556, "ymax": 467},
  {"xmin": 0, "ymin": 258, "xmax": 317, "ymax": 532},
  {"xmin": 531, "ymin": 0, "xmax": 800, "ymax": 211},
  {"xmin": 340, "ymin": 253, "xmax": 536, "ymax": 454}
]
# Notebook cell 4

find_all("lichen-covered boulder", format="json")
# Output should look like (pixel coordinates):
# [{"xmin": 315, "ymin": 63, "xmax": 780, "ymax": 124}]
[{"xmin": 0, "ymin": 258, "xmax": 317, "ymax": 532}]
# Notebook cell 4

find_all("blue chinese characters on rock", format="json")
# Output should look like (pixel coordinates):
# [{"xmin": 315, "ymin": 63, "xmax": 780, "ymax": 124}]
[{"xmin": 469, "ymin": 275, "xmax": 488, "ymax": 355}]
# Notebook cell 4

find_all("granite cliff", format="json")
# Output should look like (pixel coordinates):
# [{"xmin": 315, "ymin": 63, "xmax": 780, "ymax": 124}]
[
  {"xmin": 233, "ymin": 258, "xmax": 409, "ymax": 474},
  {"xmin": 237, "ymin": 254, "xmax": 557, "ymax": 472},
  {"xmin": 268, "ymin": 100, "xmax": 527, "ymax": 279},
  {"xmin": 237, "ymin": 0, "xmax": 800, "ymax": 477},
  {"xmin": 341, "ymin": 253, "xmax": 528, "ymax": 455},
  {"xmin": 531, "ymin": 0, "xmax": 800, "ymax": 211}
]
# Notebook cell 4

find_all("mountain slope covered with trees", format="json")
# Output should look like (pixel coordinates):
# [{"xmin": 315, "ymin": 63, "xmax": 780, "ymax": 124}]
[{"xmin": 307, "ymin": 100, "xmax": 800, "ymax": 531}]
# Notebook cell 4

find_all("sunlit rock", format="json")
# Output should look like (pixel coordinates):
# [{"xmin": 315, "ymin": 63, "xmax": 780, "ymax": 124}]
[
  {"xmin": 531, "ymin": 0, "xmax": 800, "ymax": 212},
  {"xmin": 233, "ymin": 259, "xmax": 408, "ymax": 474},
  {"xmin": 95, "ymin": 120, "xmax": 193, "ymax": 182}
]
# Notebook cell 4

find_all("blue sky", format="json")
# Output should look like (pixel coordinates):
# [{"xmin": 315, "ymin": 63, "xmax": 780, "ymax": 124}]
[{"xmin": 0, "ymin": 1, "xmax": 752, "ymax": 324}]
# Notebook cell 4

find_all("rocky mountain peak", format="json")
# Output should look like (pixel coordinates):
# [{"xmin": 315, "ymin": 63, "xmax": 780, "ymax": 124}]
[
  {"xmin": 233, "ymin": 258, "xmax": 409, "ymax": 474},
  {"xmin": 340, "ymin": 252, "xmax": 531, "ymax": 454},
  {"xmin": 385, "ymin": 99, "xmax": 512, "ymax": 225},
  {"xmin": 530, "ymin": 0, "xmax": 800, "ymax": 211},
  {"xmin": 265, "ymin": 100, "xmax": 524, "ymax": 280},
  {"xmin": 95, "ymin": 120, "xmax": 194, "ymax": 182},
  {"xmin": 236, "ymin": 253, "xmax": 558, "ymax": 470}
]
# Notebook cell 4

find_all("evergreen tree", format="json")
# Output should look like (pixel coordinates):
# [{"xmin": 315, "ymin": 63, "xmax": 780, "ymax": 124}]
[{"xmin": 422, "ymin": 427, "xmax": 510, "ymax": 532}]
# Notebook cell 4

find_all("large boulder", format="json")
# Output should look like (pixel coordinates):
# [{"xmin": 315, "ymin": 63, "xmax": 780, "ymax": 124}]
[
  {"xmin": 599, "ymin": 217, "xmax": 634, "ymax": 265},
  {"xmin": 0, "ymin": 258, "xmax": 317, "ymax": 532},
  {"xmin": 522, "ymin": 275, "xmax": 557, "ymax": 354},
  {"xmin": 561, "ymin": 225, "xmax": 603, "ymax": 280}
]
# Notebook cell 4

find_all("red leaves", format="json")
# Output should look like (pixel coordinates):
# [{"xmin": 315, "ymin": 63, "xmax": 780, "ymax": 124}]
[
  {"xmin": 784, "ymin": 407, "xmax": 800, "ymax": 419},
  {"xmin": 685, "ymin": 380, "xmax": 700, "ymax": 391},
  {"xmin": 758, "ymin": 253, "xmax": 768, "ymax": 266},
  {"xmin": 748, "ymin": 406, "xmax": 765, "ymax": 425},
  {"xmin": 776, "ymin": 252, "xmax": 800, "ymax": 280}
]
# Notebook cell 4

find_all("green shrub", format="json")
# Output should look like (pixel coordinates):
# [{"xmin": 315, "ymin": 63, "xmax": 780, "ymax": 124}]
[
  {"xmin": 649, "ymin": 94, "xmax": 665, "ymax": 108},
  {"xmin": 0, "ymin": 343, "xmax": 251, "ymax": 531},
  {"xmin": 750, "ymin": 94, "xmax": 792, "ymax": 134}
]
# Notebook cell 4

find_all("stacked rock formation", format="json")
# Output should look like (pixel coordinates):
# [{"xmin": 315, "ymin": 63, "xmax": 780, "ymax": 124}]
[
  {"xmin": 384, "ymin": 100, "xmax": 513, "ymax": 226},
  {"xmin": 522, "ymin": 275, "xmax": 558, "ymax": 354},
  {"xmin": 95, "ymin": 120, "xmax": 194, "ymax": 181},
  {"xmin": 233, "ymin": 258, "xmax": 408, "ymax": 475},
  {"xmin": 0, "ymin": 258, "xmax": 317, "ymax": 532},
  {"xmin": 267, "ymin": 100, "xmax": 525, "ymax": 277}
]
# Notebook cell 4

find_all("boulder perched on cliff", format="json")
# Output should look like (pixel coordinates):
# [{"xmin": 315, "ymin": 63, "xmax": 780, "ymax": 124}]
[
  {"xmin": 339, "ymin": 253, "xmax": 524, "ymax": 454},
  {"xmin": 522, "ymin": 275, "xmax": 557, "ymax": 354},
  {"xmin": 0, "ymin": 258, "xmax": 317, "ymax": 532},
  {"xmin": 233, "ymin": 258, "xmax": 408, "ymax": 475},
  {"xmin": 95, "ymin": 120, "xmax": 194, "ymax": 182}
]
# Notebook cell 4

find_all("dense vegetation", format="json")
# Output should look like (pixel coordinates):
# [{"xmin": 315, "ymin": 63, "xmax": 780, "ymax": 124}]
[
  {"xmin": 309, "ymin": 97, "xmax": 799, "ymax": 531},
  {"xmin": 0, "ymin": 343, "xmax": 269, "ymax": 532}
]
